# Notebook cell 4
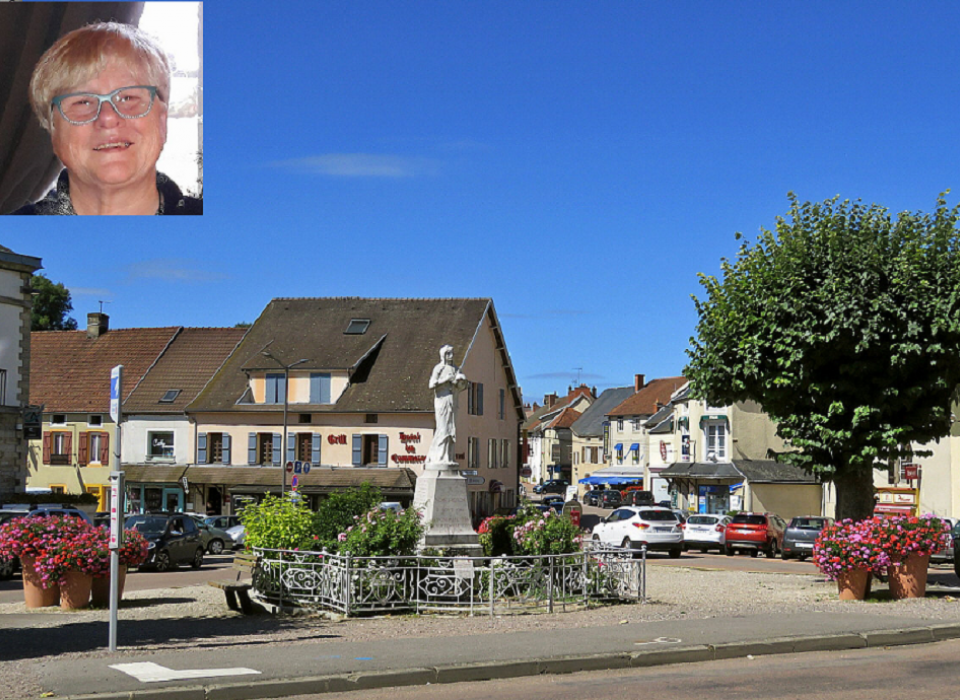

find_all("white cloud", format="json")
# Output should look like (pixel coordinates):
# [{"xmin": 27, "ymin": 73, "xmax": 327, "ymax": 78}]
[
  {"xmin": 125, "ymin": 259, "xmax": 226, "ymax": 283},
  {"xmin": 270, "ymin": 153, "xmax": 440, "ymax": 178}
]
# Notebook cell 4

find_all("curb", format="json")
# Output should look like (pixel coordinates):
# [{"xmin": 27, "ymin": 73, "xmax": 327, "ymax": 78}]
[{"xmin": 64, "ymin": 623, "xmax": 960, "ymax": 700}]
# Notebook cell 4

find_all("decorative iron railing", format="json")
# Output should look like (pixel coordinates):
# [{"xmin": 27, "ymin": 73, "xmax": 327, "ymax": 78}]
[{"xmin": 251, "ymin": 544, "xmax": 645, "ymax": 616}]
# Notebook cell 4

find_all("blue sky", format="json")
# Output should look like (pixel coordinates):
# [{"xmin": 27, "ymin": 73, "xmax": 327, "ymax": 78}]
[{"xmin": 5, "ymin": 0, "xmax": 960, "ymax": 404}]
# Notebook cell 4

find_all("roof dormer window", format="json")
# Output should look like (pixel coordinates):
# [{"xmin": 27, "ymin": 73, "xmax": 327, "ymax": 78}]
[
  {"xmin": 160, "ymin": 389, "xmax": 181, "ymax": 403},
  {"xmin": 345, "ymin": 318, "xmax": 370, "ymax": 335}
]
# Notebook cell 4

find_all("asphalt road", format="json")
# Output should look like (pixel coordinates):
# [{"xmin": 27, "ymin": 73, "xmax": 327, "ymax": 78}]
[{"xmin": 275, "ymin": 637, "xmax": 960, "ymax": 700}]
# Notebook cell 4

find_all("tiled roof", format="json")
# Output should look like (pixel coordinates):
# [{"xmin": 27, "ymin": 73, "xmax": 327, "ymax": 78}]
[
  {"xmin": 570, "ymin": 386, "xmax": 635, "ymax": 437},
  {"xmin": 124, "ymin": 328, "xmax": 247, "ymax": 414},
  {"xmin": 30, "ymin": 327, "xmax": 181, "ymax": 413},
  {"xmin": 189, "ymin": 297, "xmax": 512, "ymax": 414},
  {"xmin": 659, "ymin": 459, "xmax": 817, "ymax": 484},
  {"xmin": 546, "ymin": 406, "xmax": 582, "ymax": 430},
  {"xmin": 608, "ymin": 376, "xmax": 686, "ymax": 417}
]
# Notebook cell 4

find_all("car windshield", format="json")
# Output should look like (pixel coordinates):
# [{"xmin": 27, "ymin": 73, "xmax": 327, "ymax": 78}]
[
  {"xmin": 732, "ymin": 515, "xmax": 767, "ymax": 525},
  {"xmin": 687, "ymin": 516, "xmax": 718, "ymax": 525},
  {"xmin": 126, "ymin": 516, "xmax": 168, "ymax": 535},
  {"xmin": 790, "ymin": 517, "xmax": 828, "ymax": 530},
  {"xmin": 637, "ymin": 510, "xmax": 677, "ymax": 522}
]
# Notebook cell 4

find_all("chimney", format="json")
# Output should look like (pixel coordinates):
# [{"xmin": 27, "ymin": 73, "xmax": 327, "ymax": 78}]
[
  {"xmin": 544, "ymin": 392, "xmax": 558, "ymax": 409},
  {"xmin": 87, "ymin": 312, "xmax": 109, "ymax": 339},
  {"xmin": 634, "ymin": 374, "xmax": 645, "ymax": 391},
  {"xmin": 591, "ymin": 385, "xmax": 597, "ymax": 398}
]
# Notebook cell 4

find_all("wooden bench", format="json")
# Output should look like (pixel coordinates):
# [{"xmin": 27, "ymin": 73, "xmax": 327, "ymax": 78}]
[{"xmin": 209, "ymin": 551, "xmax": 258, "ymax": 614}]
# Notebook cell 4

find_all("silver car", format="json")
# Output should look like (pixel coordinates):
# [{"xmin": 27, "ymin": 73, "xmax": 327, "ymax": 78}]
[
  {"xmin": 682, "ymin": 514, "xmax": 732, "ymax": 552},
  {"xmin": 591, "ymin": 506, "xmax": 684, "ymax": 558},
  {"xmin": 187, "ymin": 514, "xmax": 232, "ymax": 555}
]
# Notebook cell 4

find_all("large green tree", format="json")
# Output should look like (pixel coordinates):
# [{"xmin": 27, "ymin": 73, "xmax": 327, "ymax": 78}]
[
  {"xmin": 685, "ymin": 193, "xmax": 960, "ymax": 521},
  {"xmin": 30, "ymin": 274, "xmax": 78, "ymax": 331}
]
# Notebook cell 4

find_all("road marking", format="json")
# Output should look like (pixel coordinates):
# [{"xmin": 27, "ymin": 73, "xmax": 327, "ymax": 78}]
[
  {"xmin": 634, "ymin": 637, "xmax": 682, "ymax": 646},
  {"xmin": 109, "ymin": 662, "xmax": 261, "ymax": 683}
]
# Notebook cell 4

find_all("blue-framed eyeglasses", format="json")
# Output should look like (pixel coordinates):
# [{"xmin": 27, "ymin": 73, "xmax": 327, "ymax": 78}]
[{"xmin": 51, "ymin": 85, "xmax": 158, "ymax": 125}]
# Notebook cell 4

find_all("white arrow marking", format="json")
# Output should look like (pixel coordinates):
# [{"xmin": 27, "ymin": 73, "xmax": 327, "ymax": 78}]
[
  {"xmin": 634, "ymin": 637, "xmax": 682, "ymax": 646},
  {"xmin": 109, "ymin": 661, "xmax": 260, "ymax": 683}
]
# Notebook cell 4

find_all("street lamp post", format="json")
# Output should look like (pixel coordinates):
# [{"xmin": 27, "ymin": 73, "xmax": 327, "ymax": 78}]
[{"xmin": 261, "ymin": 348, "xmax": 308, "ymax": 496}]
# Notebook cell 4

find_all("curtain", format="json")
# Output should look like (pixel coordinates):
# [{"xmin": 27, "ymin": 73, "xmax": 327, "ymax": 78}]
[{"xmin": 0, "ymin": 2, "xmax": 145, "ymax": 214}]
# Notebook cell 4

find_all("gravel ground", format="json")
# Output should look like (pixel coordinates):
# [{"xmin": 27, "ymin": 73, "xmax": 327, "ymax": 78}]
[{"xmin": 2, "ymin": 565, "xmax": 959, "ymax": 699}]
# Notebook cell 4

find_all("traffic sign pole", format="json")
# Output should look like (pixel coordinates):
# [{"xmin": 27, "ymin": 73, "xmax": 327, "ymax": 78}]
[{"xmin": 109, "ymin": 365, "xmax": 124, "ymax": 653}]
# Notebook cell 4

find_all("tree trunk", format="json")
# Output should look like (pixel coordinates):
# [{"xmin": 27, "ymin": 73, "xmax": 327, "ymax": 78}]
[{"xmin": 833, "ymin": 466, "xmax": 877, "ymax": 521}]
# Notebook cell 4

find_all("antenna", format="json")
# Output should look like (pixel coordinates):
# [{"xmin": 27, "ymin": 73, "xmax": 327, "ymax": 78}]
[
  {"xmin": 98, "ymin": 300, "xmax": 112, "ymax": 314},
  {"xmin": 574, "ymin": 367, "xmax": 583, "ymax": 385}
]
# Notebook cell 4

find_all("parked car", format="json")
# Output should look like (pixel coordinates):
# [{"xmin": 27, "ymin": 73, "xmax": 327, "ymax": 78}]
[
  {"xmin": 204, "ymin": 515, "xmax": 242, "ymax": 530},
  {"xmin": 623, "ymin": 490, "xmax": 656, "ymax": 507},
  {"xmin": 541, "ymin": 495, "xmax": 565, "ymax": 508},
  {"xmin": 125, "ymin": 513, "xmax": 205, "ymax": 571},
  {"xmin": 723, "ymin": 512, "xmax": 787, "ymax": 557},
  {"xmin": 682, "ymin": 514, "xmax": 732, "ymax": 552},
  {"xmin": 671, "ymin": 509, "xmax": 689, "ymax": 524},
  {"xmin": 226, "ymin": 524, "xmax": 246, "ymax": 549},
  {"xmin": 534, "ymin": 479, "xmax": 570, "ymax": 495},
  {"xmin": 591, "ymin": 506, "xmax": 683, "ymax": 558},
  {"xmin": 781, "ymin": 516, "xmax": 834, "ymax": 561},
  {"xmin": 583, "ymin": 490, "xmax": 603, "ymax": 507},
  {"xmin": 186, "ymin": 514, "xmax": 232, "ymax": 555},
  {"xmin": 598, "ymin": 490, "xmax": 623, "ymax": 509}
]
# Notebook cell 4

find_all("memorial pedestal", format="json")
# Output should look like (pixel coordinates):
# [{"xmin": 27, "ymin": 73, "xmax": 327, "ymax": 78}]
[{"xmin": 413, "ymin": 462, "xmax": 483, "ymax": 556}]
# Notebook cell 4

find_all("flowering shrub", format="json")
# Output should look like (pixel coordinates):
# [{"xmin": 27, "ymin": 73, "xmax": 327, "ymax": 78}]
[
  {"xmin": 240, "ymin": 494, "xmax": 316, "ymax": 551},
  {"xmin": 0, "ymin": 515, "xmax": 74, "ymax": 559},
  {"xmin": 35, "ymin": 520, "xmax": 110, "ymax": 585},
  {"xmin": 813, "ymin": 514, "xmax": 951, "ymax": 580},
  {"xmin": 511, "ymin": 509, "xmax": 583, "ymax": 556},
  {"xmin": 336, "ymin": 506, "xmax": 423, "ymax": 558}
]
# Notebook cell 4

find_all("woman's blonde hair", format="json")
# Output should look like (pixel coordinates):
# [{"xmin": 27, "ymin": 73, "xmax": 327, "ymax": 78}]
[{"xmin": 29, "ymin": 21, "xmax": 171, "ymax": 133}]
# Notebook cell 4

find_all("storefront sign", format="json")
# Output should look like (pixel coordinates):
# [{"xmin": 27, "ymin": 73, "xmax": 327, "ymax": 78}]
[
  {"xmin": 392, "ymin": 454, "xmax": 426, "ymax": 464},
  {"xmin": 328, "ymin": 434, "xmax": 347, "ymax": 445},
  {"xmin": 681, "ymin": 435, "xmax": 690, "ymax": 461},
  {"xmin": 902, "ymin": 464, "xmax": 920, "ymax": 480},
  {"xmin": 399, "ymin": 432, "xmax": 421, "ymax": 443}
]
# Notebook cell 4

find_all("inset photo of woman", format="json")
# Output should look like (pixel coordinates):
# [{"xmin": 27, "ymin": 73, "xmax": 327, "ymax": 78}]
[{"xmin": 0, "ymin": 2, "xmax": 202, "ymax": 215}]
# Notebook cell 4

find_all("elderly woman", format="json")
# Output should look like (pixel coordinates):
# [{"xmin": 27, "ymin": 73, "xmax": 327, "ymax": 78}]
[{"xmin": 13, "ymin": 22, "xmax": 201, "ymax": 215}]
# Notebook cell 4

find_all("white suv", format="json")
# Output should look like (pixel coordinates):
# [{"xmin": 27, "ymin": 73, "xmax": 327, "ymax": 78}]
[{"xmin": 591, "ymin": 506, "xmax": 684, "ymax": 558}]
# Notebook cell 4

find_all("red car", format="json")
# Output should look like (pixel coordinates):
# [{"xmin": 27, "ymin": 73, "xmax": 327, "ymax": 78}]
[{"xmin": 723, "ymin": 512, "xmax": 787, "ymax": 558}]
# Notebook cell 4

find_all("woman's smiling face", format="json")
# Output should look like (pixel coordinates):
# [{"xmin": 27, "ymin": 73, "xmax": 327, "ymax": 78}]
[{"xmin": 51, "ymin": 61, "xmax": 167, "ymax": 192}]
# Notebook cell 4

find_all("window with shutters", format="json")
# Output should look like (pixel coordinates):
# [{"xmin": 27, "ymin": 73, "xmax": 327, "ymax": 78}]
[
  {"xmin": 499, "ymin": 389, "xmax": 505, "ymax": 420},
  {"xmin": 468, "ymin": 437, "xmax": 480, "ymax": 469},
  {"xmin": 258, "ymin": 433, "xmax": 273, "ymax": 465},
  {"xmin": 297, "ymin": 433, "xmax": 312, "ymax": 462},
  {"xmin": 309, "ymin": 373, "xmax": 332, "ymax": 404},
  {"xmin": 467, "ymin": 382, "xmax": 484, "ymax": 416},
  {"xmin": 49, "ymin": 431, "xmax": 70, "ymax": 465},
  {"xmin": 362, "ymin": 435, "xmax": 379, "ymax": 466},
  {"xmin": 487, "ymin": 439, "xmax": 497, "ymax": 469},
  {"xmin": 89, "ymin": 432, "xmax": 106, "ymax": 465},
  {"xmin": 264, "ymin": 373, "xmax": 285, "ymax": 404},
  {"xmin": 501, "ymin": 439, "xmax": 510, "ymax": 469},
  {"xmin": 208, "ymin": 433, "xmax": 223, "ymax": 463}
]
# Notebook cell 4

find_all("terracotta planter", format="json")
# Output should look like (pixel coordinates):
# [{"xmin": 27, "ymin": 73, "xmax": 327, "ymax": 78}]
[
  {"xmin": 20, "ymin": 555, "xmax": 59, "ymax": 608},
  {"xmin": 888, "ymin": 553, "xmax": 931, "ymax": 599},
  {"xmin": 91, "ymin": 566, "xmax": 127, "ymax": 607},
  {"xmin": 836, "ymin": 567, "xmax": 872, "ymax": 600},
  {"xmin": 60, "ymin": 570, "xmax": 93, "ymax": 610}
]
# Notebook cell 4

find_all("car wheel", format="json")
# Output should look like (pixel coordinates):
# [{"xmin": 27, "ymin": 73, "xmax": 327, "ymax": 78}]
[
  {"xmin": 782, "ymin": 552, "xmax": 792, "ymax": 561},
  {"xmin": 154, "ymin": 550, "xmax": 173, "ymax": 572},
  {"xmin": 669, "ymin": 548, "xmax": 682, "ymax": 559},
  {"xmin": 621, "ymin": 537, "xmax": 632, "ymax": 551},
  {"xmin": 208, "ymin": 539, "xmax": 224, "ymax": 555},
  {"xmin": 192, "ymin": 548, "xmax": 204, "ymax": 569},
  {"xmin": 592, "ymin": 534, "xmax": 600, "ymax": 541},
  {"xmin": 798, "ymin": 554, "xmax": 807, "ymax": 562},
  {"xmin": 768, "ymin": 540, "xmax": 778, "ymax": 558},
  {"xmin": 725, "ymin": 546, "xmax": 734, "ymax": 556},
  {"xmin": 682, "ymin": 544, "xmax": 689, "ymax": 552},
  {"xmin": 749, "ymin": 550, "xmax": 758, "ymax": 558}
]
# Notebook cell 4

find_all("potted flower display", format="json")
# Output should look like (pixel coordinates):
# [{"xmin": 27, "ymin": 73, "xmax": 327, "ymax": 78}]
[
  {"xmin": 34, "ymin": 520, "xmax": 109, "ymax": 609},
  {"xmin": 0, "ymin": 515, "xmax": 86, "ymax": 607},
  {"xmin": 91, "ymin": 528, "xmax": 149, "ymax": 607},
  {"xmin": 812, "ymin": 519, "xmax": 889, "ymax": 600},
  {"xmin": 873, "ymin": 514, "xmax": 950, "ymax": 599}
]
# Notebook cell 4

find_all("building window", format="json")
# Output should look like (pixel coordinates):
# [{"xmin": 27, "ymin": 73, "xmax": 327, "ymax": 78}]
[
  {"xmin": 499, "ymin": 389, "xmax": 505, "ymax": 420},
  {"xmin": 298, "ymin": 413, "xmax": 312, "ymax": 424},
  {"xmin": 631, "ymin": 444, "xmax": 640, "ymax": 464},
  {"xmin": 264, "ymin": 373, "xmax": 285, "ymax": 404},
  {"xmin": 468, "ymin": 437, "xmax": 480, "ymax": 469},
  {"xmin": 46, "ymin": 431, "xmax": 71, "ymax": 465},
  {"xmin": 616, "ymin": 444, "xmax": 623, "ymax": 463},
  {"xmin": 209, "ymin": 433, "xmax": 223, "ymax": 463},
  {"xmin": 310, "ymin": 373, "xmax": 332, "ymax": 404},
  {"xmin": 345, "ymin": 318, "xmax": 370, "ymax": 335},
  {"xmin": 501, "ymin": 439, "xmax": 510, "ymax": 469},
  {"xmin": 362, "ymin": 435, "xmax": 381, "ymax": 466},
  {"xmin": 632, "ymin": 419, "xmax": 641, "ymax": 432},
  {"xmin": 617, "ymin": 418, "xmax": 624, "ymax": 431},
  {"xmin": 52, "ymin": 414, "xmax": 66, "ymax": 425},
  {"xmin": 148, "ymin": 431, "xmax": 175, "ymax": 460},
  {"xmin": 297, "ymin": 433, "xmax": 313, "ymax": 462},
  {"xmin": 365, "ymin": 414, "xmax": 378, "ymax": 424},
  {"xmin": 88, "ymin": 414, "xmax": 102, "ymax": 426},
  {"xmin": 704, "ymin": 422, "xmax": 728, "ymax": 461},
  {"xmin": 551, "ymin": 444, "xmax": 560, "ymax": 462},
  {"xmin": 89, "ymin": 432, "xmax": 106, "ymax": 464},
  {"xmin": 468, "ymin": 382, "xmax": 484, "ymax": 416},
  {"xmin": 50, "ymin": 484, "xmax": 66, "ymax": 494},
  {"xmin": 487, "ymin": 438, "xmax": 498, "ymax": 469},
  {"xmin": 159, "ymin": 389, "xmax": 181, "ymax": 403},
  {"xmin": 258, "ymin": 433, "xmax": 274, "ymax": 465}
]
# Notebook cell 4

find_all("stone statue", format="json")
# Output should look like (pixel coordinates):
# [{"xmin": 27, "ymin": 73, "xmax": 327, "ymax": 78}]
[{"xmin": 425, "ymin": 345, "xmax": 469, "ymax": 466}]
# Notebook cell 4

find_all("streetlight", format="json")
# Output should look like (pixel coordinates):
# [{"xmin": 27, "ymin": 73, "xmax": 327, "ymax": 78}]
[{"xmin": 260, "ymin": 346, "xmax": 309, "ymax": 496}]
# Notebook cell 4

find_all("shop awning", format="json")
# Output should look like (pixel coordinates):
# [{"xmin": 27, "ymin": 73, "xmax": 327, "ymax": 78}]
[
  {"xmin": 629, "ymin": 443, "xmax": 640, "ymax": 451},
  {"xmin": 578, "ymin": 475, "xmax": 643, "ymax": 485},
  {"xmin": 614, "ymin": 443, "xmax": 623, "ymax": 451}
]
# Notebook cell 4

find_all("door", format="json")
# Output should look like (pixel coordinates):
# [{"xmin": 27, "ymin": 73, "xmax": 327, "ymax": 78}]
[{"xmin": 162, "ymin": 488, "xmax": 183, "ymax": 512}]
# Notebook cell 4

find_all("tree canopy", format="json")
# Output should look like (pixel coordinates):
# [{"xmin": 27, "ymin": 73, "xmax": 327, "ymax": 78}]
[
  {"xmin": 685, "ymin": 193, "xmax": 960, "ymax": 520},
  {"xmin": 30, "ymin": 274, "xmax": 78, "ymax": 331}
]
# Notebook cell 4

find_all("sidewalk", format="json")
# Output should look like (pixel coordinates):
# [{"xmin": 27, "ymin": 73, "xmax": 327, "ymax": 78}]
[{"xmin": 3, "ymin": 567, "xmax": 960, "ymax": 700}]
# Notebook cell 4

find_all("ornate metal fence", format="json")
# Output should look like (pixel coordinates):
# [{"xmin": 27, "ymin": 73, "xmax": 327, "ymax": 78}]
[{"xmin": 252, "ymin": 545, "xmax": 644, "ymax": 616}]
